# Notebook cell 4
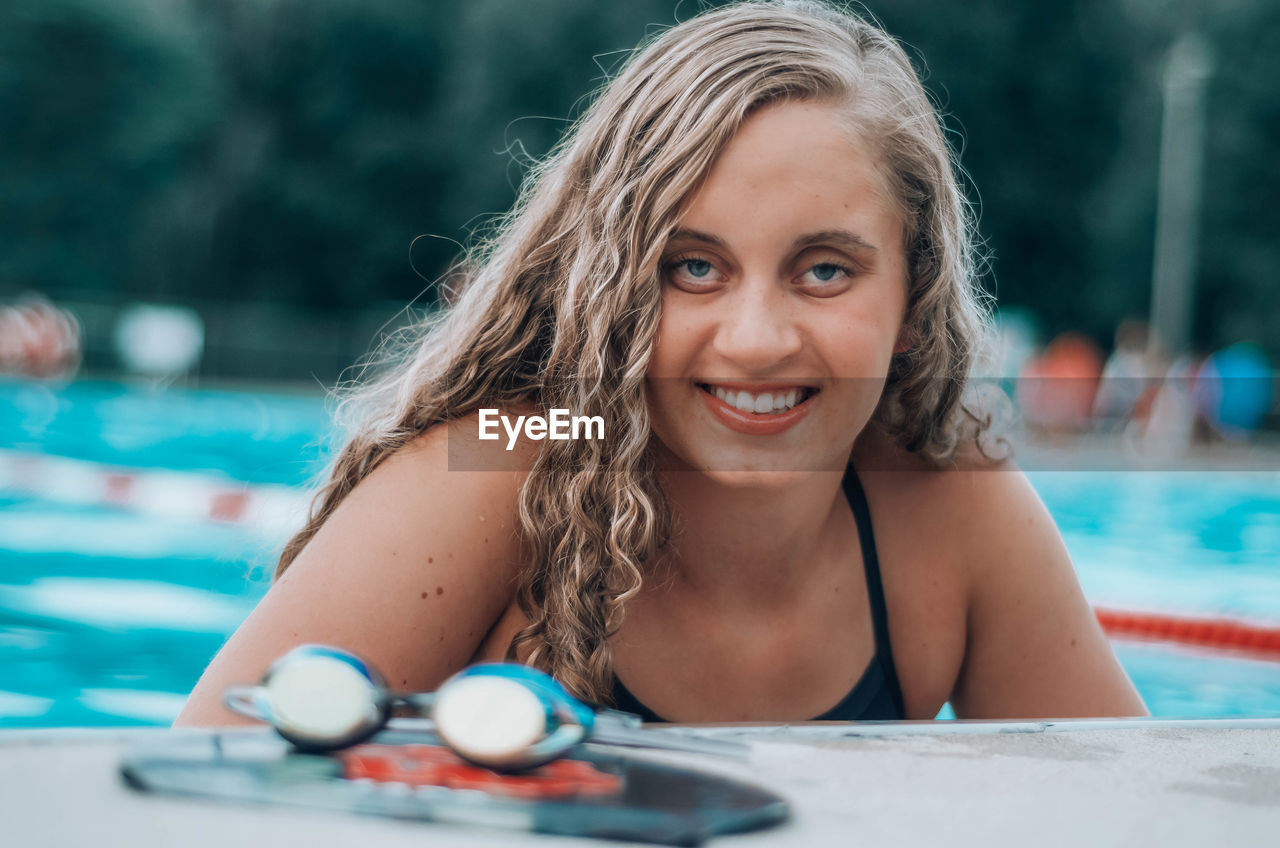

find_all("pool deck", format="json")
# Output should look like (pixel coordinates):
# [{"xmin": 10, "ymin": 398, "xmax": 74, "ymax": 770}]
[{"xmin": 4, "ymin": 717, "xmax": 1279, "ymax": 846}]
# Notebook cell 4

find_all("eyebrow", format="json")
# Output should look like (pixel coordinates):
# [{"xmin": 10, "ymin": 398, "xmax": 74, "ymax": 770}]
[{"xmin": 668, "ymin": 228, "xmax": 879, "ymax": 255}]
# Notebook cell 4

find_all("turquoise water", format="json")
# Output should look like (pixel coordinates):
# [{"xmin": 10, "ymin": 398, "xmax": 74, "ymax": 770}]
[{"xmin": 1, "ymin": 378, "xmax": 1279, "ymax": 727}]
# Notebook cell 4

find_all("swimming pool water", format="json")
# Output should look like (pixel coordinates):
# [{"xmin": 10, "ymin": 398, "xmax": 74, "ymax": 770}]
[{"xmin": 2, "ymin": 378, "xmax": 1279, "ymax": 727}]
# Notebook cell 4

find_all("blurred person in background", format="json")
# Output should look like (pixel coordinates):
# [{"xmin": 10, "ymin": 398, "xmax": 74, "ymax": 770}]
[
  {"xmin": 1126, "ymin": 349, "xmax": 1202, "ymax": 459},
  {"xmin": 1093, "ymin": 319, "xmax": 1152, "ymax": 433},
  {"xmin": 1016, "ymin": 332, "xmax": 1103, "ymax": 435},
  {"xmin": 0, "ymin": 295, "xmax": 81, "ymax": 380}
]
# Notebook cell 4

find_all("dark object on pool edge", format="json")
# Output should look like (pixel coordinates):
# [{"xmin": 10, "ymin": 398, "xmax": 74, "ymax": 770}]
[{"xmin": 119, "ymin": 728, "xmax": 789, "ymax": 846}]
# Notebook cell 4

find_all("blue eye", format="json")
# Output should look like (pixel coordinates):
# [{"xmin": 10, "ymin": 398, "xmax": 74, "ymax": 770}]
[
  {"xmin": 683, "ymin": 259, "xmax": 713, "ymax": 278},
  {"xmin": 810, "ymin": 263, "xmax": 843, "ymax": 282},
  {"xmin": 799, "ymin": 262, "xmax": 854, "ymax": 290},
  {"xmin": 663, "ymin": 255, "xmax": 722, "ymax": 290}
]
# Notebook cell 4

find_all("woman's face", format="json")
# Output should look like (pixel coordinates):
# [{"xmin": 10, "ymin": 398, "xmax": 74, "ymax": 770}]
[{"xmin": 646, "ymin": 100, "xmax": 910, "ymax": 482}]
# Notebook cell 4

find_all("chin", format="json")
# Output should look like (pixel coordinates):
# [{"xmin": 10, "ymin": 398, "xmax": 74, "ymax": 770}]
[
  {"xmin": 692, "ymin": 466, "xmax": 821, "ymax": 490},
  {"xmin": 655, "ymin": 439, "xmax": 846, "ymax": 487}
]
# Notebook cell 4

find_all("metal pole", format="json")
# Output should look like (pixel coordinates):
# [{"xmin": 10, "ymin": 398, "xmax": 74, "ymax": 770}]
[{"xmin": 1148, "ymin": 32, "xmax": 1213, "ymax": 361}]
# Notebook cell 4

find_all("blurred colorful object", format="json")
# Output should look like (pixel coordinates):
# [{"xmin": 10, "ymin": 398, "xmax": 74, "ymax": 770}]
[
  {"xmin": 1016, "ymin": 332, "xmax": 1104, "ymax": 431},
  {"xmin": 1193, "ymin": 343, "xmax": 1274, "ymax": 438},
  {"xmin": 113, "ymin": 304, "xmax": 205, "ymax": 378},
  {"xmin": 0, "ymin": 296, "xmax": 81, "ymax": 380}
]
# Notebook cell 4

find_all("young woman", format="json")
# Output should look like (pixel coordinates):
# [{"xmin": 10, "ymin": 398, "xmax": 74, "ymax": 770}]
[{"xmin": 176, "ymin": 0, "xmax": 1146, "ymax": 726}]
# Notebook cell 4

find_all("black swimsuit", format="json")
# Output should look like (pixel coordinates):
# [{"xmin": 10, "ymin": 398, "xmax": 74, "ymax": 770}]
[{"xmin": 609, "ymin": 464, "xmax": 907, "ymax": 722}]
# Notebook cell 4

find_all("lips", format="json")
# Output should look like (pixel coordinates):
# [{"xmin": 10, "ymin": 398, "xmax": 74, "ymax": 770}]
[
  {"xmin": 695, "ymin": 382, "xmax": 819, "ymax": 435},
  {"xmin": 699, "ymin": 383, "xmax": 816, "ymax": 414}
]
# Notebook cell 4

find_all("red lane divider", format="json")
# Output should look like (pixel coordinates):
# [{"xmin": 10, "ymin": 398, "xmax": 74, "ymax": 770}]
[
  {"xmin": 1096, "ymin": 607, "xmax": 1280, "ymax": 660},
  {"xmin": 0, "ymin": 448, "xmax": 308, "ymax": 530},
  {"xmin": 7, "ymin": 451, "xmax": 1280, "ymax": 658}
]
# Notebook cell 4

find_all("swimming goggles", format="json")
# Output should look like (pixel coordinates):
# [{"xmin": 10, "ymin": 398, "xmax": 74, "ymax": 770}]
[{"xmin": 224, "ymin": 644, "xmax": 748, "ymax": 770}]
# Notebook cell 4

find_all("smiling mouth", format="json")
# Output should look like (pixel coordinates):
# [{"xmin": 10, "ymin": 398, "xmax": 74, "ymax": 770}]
[{"xmin": 696, "ymin": 383, "xmax": 819, "ymax": 415}]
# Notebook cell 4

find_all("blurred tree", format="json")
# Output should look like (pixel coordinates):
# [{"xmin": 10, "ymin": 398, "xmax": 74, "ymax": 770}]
[
  {"xmin": 872, "ymin": 0, "xmax": 1155, "ymax": 346},
  {"xmin": 1193, "ymin": 0, "xmax": 1280, "ymax": 353},
  {"xmin": 1, "ymin": 0, "xmax": 1276, "ymax": 377},
  {"xmin": 0, "ymin": 0, "xmax": 220, "ymax": 297}
]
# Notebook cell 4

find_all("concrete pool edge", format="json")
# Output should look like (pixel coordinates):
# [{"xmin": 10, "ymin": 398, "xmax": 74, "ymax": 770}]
[
  {"xmin": 647, "ymin": 714, "xmax": 1280, "ymax": 736},
  {"xmin": 3, "ymin": 720, "xmax": 1279, "ymax": 846},
  {"xmin": 5, "ymin": 714, "xmax": 1280, "ymax": 747}
]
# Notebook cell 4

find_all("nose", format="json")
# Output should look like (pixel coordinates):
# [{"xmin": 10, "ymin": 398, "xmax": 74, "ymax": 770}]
[{"xmin": 712, "ymin": 278, "xmax": 803, "ymax": 372}]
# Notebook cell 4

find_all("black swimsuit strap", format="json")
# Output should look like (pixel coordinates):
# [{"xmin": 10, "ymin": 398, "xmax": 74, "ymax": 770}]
[
  {"xmin": 609, "ymin": 465, "xmax": 907, "ymax": 722},
  {"xmin": 841, "ymin": 463, "xmax": 908, "ymax": 719}
]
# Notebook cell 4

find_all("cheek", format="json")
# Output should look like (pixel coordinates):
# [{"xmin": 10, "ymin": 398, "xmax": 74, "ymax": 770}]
[
  {"xmin": 816, "ymin": 313, "xmax": 900, "ymax": 378},
  {"xmin": 645, "ymin": 302, "xmax": 693, "ymax": 378},
  {"xmin": 849, "ymin": 279, "xmax": 909, "ymax": 369}
]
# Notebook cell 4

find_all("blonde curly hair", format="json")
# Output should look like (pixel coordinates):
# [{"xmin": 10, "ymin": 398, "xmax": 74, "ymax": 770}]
[{"xmin": 276, "ymin": 0, "xmax": 992, "ymax": 704}]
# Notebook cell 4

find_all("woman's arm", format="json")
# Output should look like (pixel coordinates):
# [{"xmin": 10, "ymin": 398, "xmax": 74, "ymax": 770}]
[
  {"xmin": 173, "ymin": 417, "xmax": 528, "ymax": 726},
  {"xmin": 949, "ymin": 466, "xmax": 1148, "ymax": 719}
]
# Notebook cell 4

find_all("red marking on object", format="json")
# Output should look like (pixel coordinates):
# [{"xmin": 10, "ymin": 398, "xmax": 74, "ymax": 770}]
[
  {"xmin": 340, "ymin": 744, "xmax": 622, "ymax": 799},
  {"xmin": 103, "ymin": 473, "xmax": 135, "ymax": 504},
  {"xmin": 1096, "ymin": 607, "xmax": 1280, "ymax": 660},
  {"xmin": 209, "ymin": 491, "xmax": 248, "ymax": 522}
]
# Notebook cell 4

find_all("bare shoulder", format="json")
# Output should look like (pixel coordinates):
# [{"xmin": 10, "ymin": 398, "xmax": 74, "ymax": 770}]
[
  {"xmin": 416, "ymin": 405, "xmax": 543, "ymax": 475},
  {"xmin": 925, "ymin": 452, "xmax": 1148, "ymax": 719},
  {"xmin": 911, "ymin": 446, "xmax": 1025, "ymax": 566},
  {"xmin": 851, "ymin": 425, "xmax": 1144, "ymax": 719},
  {"xmin": 867, "ymin": 440, "xmax": 1077, "ymax": 628},
  {"xmin": 851, "ymin": 424, "xmax": 1015, "ymax": 562},
  {"xmin": 173, "ymin": 411, "xmax": 536, "ymax": 727}
]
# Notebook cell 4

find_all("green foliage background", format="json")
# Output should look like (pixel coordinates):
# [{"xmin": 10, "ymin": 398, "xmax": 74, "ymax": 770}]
[{"xmin": 2, "ymin": 0, "xmax": 1276, "ymax": 379}]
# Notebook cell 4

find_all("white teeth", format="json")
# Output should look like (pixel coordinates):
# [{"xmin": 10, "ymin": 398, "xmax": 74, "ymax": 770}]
[{"xmin": 704, "ymin": 385, "xmax": 810, "ymax": 414}]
